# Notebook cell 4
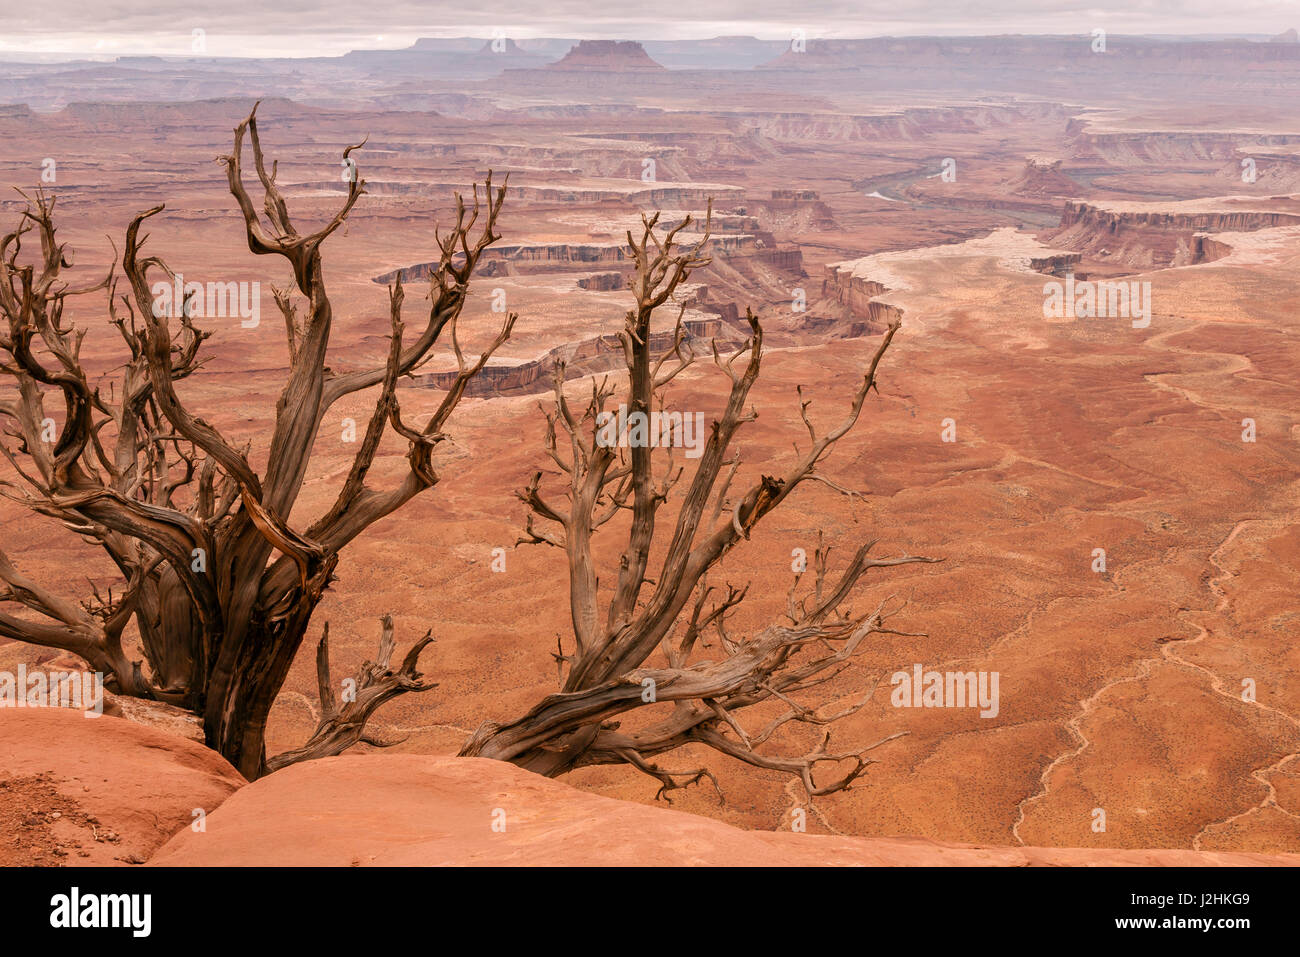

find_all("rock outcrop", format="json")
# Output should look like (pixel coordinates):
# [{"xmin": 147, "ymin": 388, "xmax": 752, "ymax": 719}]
[
  {"xmin": 1219, "ymin": 148, "xmax": 1300, "ymax": 191},
  {"xmin": 409, "ymin": 318, "xmax": 726, "ymax": 397},
  {"xmin": 1029, "ymin": 252, "xmax": 1084, "ymax": 277},
  {"xmin": 576, "ymin": 271, "xmax": 624, "ymax": 291},
  {"xmin": 0, "ymin": 708, "xmax": 244, "ymax": 865},
  {"xmin": 1057, "ymin": 200, "xmax": 1300, "ymax": 234},
  {"xmin": 4, "ymin": 712, "xmax": 1298, "ymax": 866},
  {"xmin": 548, "ymin": 40, "xmax": 665, "ymax": 72},
  {"xmin": 149, "ymin": 754, "xmax": 1300, "ymax": 866},
  {"xmin": 818, "ymin": 269, "xmax": 904, "ymax": 331},
  {"xmin": 1044, "ymin": 200, "xmax": 1300, "ymax": 268},
  {"xmin": 1069, "ymin": 129, "xmax": 1300, "ymax": 166},
  {"xmin": 375, "ymin": 235, "xmax": 757, "ymax": 284},
  {"xmin": 753, "ymin": 189, "xmax": 838, "ymax": 230},
  {"xmin": 1009, "ymin": 158, "xmax": 1079, "ymax": 197}
]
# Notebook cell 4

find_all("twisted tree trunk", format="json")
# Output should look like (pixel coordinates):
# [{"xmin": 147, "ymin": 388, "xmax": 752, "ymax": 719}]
[
  {"xmin": 0, "ymin": 104, "xmax": 512, "ymax": 777},
  {"xmin": 464, "ymin": 207, "xmax": 937, "ymax": 799}
]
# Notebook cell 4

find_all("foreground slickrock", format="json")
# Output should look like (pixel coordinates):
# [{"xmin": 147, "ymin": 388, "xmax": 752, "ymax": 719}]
[
  {"xmin": 0, "ymin": 708, "xmax": 245, "ymax": 865},
  {"xmin": 149, "ymin": 754, "xmax": 1299, "ymax": 866}
]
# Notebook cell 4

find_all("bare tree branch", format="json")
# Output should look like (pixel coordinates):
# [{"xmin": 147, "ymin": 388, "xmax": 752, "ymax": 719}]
[
  {"xmin": 464, "ymin": 205, "xmax": 937, "ymax": 797},
  {"xmin": 265, "ymin": 616, "xmax": 437, "ymax": 773},
  {"xmin": 0, "ymin": 109, "xmax": 515, "ymax": 779}
]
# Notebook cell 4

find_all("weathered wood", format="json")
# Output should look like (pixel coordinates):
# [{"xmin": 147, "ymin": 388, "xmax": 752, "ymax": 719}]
[
  {"xmin": 468, "ymin": 209, "xmax": 937, "ymax": 798},
  {"xmin": 264, "ymin": 617, "xmax": 436, "ymax": 773},
  {"xmin": 0, "ymin": 107, "xmax": 512, "ymax": 778}
]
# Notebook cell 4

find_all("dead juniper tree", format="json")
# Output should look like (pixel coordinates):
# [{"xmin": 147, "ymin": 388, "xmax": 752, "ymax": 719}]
[
  {"xmin": 460, "ymin": 206, "xmax": 937, "ymax": 799},
  {"xmin": 0, "ymin": 104, "xmax": 514, "ymax": 778}
]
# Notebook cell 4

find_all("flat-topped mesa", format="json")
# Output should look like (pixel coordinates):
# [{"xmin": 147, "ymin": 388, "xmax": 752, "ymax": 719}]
[
  {"xmin": 762, "ymin": 35, "xmax": 1300, "ymax": 69},
  {"xmin": 548, "ymin": 40, "xmax": 666, "ymax": 71},
  {"xmin": 1046, "ymin": 199, "xmax": 1300, "ymax": 268},
  {"xmin": 1070, "ymin": 129, "xmax": 1300, "ymax": 165},
  {"xmin": 1058, "ymin": 200, "xmax": 1300, "ymax": 234}
]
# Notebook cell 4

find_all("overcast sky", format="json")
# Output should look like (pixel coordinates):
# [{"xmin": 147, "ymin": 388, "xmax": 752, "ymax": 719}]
[{"xmin": 2, "ymin": 1, "xmax": 1296, "ymax": 58}]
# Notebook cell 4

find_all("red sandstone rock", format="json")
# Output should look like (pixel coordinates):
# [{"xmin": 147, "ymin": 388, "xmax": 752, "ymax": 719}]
[
  {"xmin": 149, "ymin": 754, "xmax": 1299, "ymax": 867},
  {"xmin": 1009, "ymin": 158, "xmax": 1079, "ymax": 197},
  {"xmin": 548, "ymin": 40, "xmax": 665, "ymax": 72},
  {"xmin": 0, "ymin": 708, "xmax": 244, "ymax": 865}
]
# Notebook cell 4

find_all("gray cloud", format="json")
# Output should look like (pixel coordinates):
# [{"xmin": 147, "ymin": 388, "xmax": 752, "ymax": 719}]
[{"xmin": 2, "ymin": 0, "xmax": 1295, "ymax": 57}]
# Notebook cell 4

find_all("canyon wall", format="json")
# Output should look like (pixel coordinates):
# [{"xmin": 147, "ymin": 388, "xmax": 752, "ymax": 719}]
[
  {"xmin": 1045, "ymin": 201, "xmax": 1300, "ymax": 267},
  {"xmin": 410, "ymin": 318, "xmax": 725, "ymax": 397},
  {"xmin": 375, "ymin": 235, "xmax": 759, "ymax": 284}
]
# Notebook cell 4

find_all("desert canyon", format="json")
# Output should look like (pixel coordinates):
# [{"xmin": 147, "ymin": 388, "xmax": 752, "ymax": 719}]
[{"xmin": 1, "ymin": 31, "xmax": 1299, "ymax": 866}]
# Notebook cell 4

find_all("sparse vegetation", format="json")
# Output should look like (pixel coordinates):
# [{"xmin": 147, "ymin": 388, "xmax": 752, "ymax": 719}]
[
  {"xmin": 1, "ymin": 107, "xmax": 928, "ymax": 796},
  {"xmin": 0, "ymin": 105, "xmax": 514, "ymax": 779}
]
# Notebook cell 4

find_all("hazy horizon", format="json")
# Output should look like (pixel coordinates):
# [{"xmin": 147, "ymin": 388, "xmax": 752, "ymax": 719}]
[{"xmin": 1, "ymin": 0, "xmax": 1296, "ymax": 60}]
